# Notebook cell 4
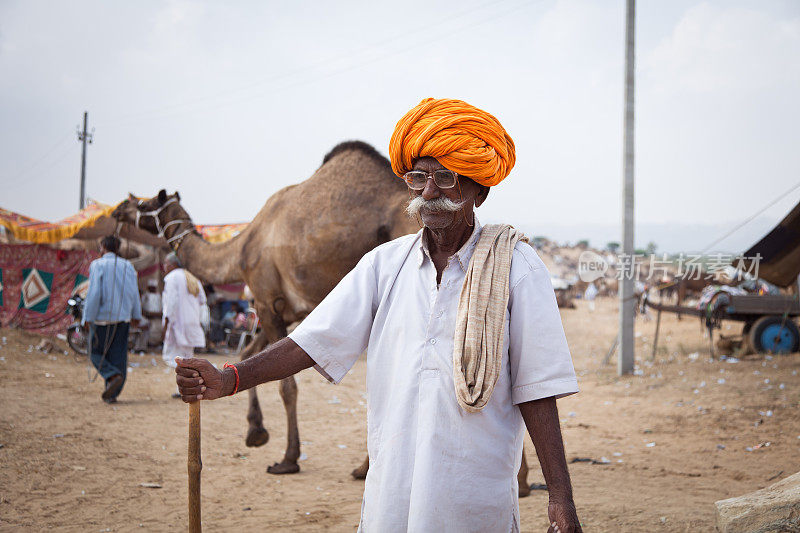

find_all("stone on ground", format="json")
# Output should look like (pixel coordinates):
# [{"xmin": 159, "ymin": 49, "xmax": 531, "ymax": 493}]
[{"xmin": 715, "ymin": 471, "xmax": 800, "ymax": 532}]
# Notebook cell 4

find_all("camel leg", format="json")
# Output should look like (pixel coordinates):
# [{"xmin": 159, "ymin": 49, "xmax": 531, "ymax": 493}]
[
  {"xmin": 244, "ymin": 308, "xmax": 301, "ymax": 475},
  {"xmin": 267, "ymin": 375, "xmax": 301, "ymax": 474},
  {"xmin": 242, "ymin": 330, "xmax": 271, "ymax": 448},
  {"xmin": 517, "ymin": 449, "xmax": 530, "ymax": 498},
  {"xmin": 351, "ymin": 455, "xmax": 369, "ymax": 479}
]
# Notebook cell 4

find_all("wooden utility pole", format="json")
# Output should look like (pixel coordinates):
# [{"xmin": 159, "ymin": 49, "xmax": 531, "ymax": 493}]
[
  {"xmin": 188, "ymin": 402, "xmax": 202, "ymax": 532},
  {"xmin": 619, "ymin": 0, "xmax": 636, "ymax": 375},
  {"xmin": 77, "ymin": 111, "xmax": 93, "ymax": 210}
]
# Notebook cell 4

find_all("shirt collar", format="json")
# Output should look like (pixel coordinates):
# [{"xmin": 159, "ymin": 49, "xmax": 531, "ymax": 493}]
[
  {"xmin": 102, "ymin": 252, "xmax": 116, "ymax": 259},
  {"xmin": 416, "ymin": 216, "xmax": 482, "ymax": 272}
]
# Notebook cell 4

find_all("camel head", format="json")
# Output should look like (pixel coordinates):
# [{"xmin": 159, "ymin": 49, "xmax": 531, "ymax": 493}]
[{"xmin": 112, "ymin": 189, "xmax": 191, "ymax": 238}]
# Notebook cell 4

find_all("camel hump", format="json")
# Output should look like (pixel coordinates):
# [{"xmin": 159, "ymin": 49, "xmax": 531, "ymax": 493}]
[{"xmin": 321, "ymin": 140, "xmax": 390, "ymax": 168}]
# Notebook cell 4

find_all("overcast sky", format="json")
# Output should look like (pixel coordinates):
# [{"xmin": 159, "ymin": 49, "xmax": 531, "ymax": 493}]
[{"xmin": 1, "ymin": 0, "xmax": 799, "ymax": 252}]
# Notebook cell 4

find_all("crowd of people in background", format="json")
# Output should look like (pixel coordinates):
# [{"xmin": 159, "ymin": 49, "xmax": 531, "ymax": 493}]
[
  {"xmin": 83, "ymin": 235, "xmax": 257, "ymax": 402},
  {"xmin": 132, "ymin": 275, "xmax": 253, "ymax": 354}
]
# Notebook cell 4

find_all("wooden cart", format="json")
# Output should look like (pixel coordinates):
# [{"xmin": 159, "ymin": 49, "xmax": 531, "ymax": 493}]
[{"xmin": 644, "ymin": 293, "xmax": 800, "ymax": 355}]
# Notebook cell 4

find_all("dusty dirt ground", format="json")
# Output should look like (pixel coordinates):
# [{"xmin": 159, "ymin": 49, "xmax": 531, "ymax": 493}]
[{"xmin": 1, "ymin": 297, "xmax": 799, "ymax": 532}]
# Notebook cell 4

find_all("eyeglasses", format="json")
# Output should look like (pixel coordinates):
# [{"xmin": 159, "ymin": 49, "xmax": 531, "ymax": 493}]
[{"xmin": 403, "ymin": 169, "xmax": 459, "ymax": 190}]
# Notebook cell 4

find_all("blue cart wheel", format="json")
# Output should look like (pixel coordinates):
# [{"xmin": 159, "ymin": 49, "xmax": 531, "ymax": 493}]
[{"xmin": 749, "ymin": 316, "xmax": 800, "ymax": 354}]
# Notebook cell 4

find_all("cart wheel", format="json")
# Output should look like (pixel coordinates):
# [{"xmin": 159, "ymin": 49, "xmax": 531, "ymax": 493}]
[{"xmin": 748, "ymin": 316, "xmax": 800, "ymax": 354}]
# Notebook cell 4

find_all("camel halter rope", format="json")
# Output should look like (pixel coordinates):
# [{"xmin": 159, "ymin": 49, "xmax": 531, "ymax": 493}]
[{"xmin": 135, "ymin": 197, "xmax": 195, "ymax": 251}]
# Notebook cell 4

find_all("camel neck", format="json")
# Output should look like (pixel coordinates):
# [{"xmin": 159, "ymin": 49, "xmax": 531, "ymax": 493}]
[{"xmin": 174, "ymin": 230, "xmax": 246, "ymax": 285}]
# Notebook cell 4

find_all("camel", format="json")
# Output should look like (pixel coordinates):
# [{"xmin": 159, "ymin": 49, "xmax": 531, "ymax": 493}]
[
  {"xmin": 113, "ymin": 141, "xmax": 417, "ymax": 474},
  {"xmin": 112, "ymin": 140, "xmax": 536, "ymax": 496}
]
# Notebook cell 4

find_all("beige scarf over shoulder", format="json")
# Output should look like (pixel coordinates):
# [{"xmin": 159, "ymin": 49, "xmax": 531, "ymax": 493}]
[
  {"xmin": 453, "ymin": 224, "xmax": 527, "ymax": 412},
  {"xmin": 183, "ymin": 269, "xmax": 200, "ymax": 297}
]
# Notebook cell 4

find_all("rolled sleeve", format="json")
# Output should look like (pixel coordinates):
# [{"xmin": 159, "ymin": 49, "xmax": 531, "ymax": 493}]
[
  {"xmin": 508, "ymin": 259, "xmax": 578, "ymax": 404},
  {"xmin": 288, "ymin": 252, "xmax": 377, "ymax": 384}
]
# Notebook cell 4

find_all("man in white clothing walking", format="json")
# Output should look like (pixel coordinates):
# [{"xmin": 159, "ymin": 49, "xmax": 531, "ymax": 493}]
[{"xmin": 161, "ymin": 253, "xmax": 206, "ymax": 397}]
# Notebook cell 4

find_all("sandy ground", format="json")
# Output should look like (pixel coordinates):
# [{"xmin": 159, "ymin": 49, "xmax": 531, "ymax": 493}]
[{"xmin": 1, "ymin": 297, "xmax": 799, "ymax": 532}]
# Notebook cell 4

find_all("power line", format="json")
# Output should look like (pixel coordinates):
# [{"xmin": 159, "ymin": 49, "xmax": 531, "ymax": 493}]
[
  {"xmin": 2, "ymin": 132, "xmax": 72, "ymax": 182},
  {"xmin": 700, "ymin": 179, "xmax": 800, "ymax": 254},
  {"xmin": 105, "ymin": 0, "xmax": 519, "ymax": 125},
  {"xmin": 104, "ymin": 0, "xmax": 538, "ymax": 126},
  {"xmin": 3, "ymin": 142, "xmax": 76, "ymax": 193}
]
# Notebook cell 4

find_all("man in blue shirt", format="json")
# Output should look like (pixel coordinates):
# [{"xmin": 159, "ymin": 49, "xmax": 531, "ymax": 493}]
[{"xmin": 83, "ymin": 235, "xmax": 143, "ymax": 403}]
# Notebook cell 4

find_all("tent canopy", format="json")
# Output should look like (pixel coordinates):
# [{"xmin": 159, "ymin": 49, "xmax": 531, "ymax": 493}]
[
  {"xmin": 0, "ymin": 201, "xmax": 118, "ymax": 244},
  {"xmin": 0, "ymin": 202, "xmax": 247, "ymax": 247},
  {"xmin": 195, "ymin": 223, "xmax": 248, "ymax": 243},
  {"xmin": 740, "ymin": 200, "xmax": 800, "ymax": 288}
]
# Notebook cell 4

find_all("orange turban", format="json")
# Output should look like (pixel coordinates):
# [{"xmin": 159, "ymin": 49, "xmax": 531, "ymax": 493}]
[{"xmin": 389, "ymin": 98, "xmax": 516, "ymax": 187}]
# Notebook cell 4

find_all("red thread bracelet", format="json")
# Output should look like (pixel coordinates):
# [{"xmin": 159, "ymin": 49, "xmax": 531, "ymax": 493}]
[{"xmin": 223, "ymin": 362, "xmax": 239, "ymax": 396}]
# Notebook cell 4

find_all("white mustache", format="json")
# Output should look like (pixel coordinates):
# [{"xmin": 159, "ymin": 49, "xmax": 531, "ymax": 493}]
[{"xmin": 406, "ymin": 196, "xmax": 465, "ymax": 218}]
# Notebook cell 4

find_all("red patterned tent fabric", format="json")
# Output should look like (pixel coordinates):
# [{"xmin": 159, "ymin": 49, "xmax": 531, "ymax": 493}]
[{"xmin": 0, "ymin": 244, "xmax": 97, "ymax": 335}]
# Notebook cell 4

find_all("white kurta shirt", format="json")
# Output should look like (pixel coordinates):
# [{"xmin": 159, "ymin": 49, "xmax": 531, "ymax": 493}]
[
  {"xmin": 162, "ymin": 268, "xmax": 206, "ymax": 348},
  {"xmin": 289, "ymin": 219, "xmax": 578, "ymax": 532}
]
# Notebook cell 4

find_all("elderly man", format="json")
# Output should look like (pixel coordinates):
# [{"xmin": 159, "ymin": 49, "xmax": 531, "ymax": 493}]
[
  {"xmin": 161, "ymin": 253, "xmax": 206, "ymax": 396},
  {"xmin": 176, "ymin": 98, "xmax": 582, "ymax": 532},
  {"xmin": 83, "ymin": 235, "xmax": 143, "ymax": 403}
]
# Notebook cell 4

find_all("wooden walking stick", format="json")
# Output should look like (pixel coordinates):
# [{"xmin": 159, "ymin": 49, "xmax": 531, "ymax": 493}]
[{"xmin": 188, "ymin": 402, "xmax": 202, "ymax": 533}]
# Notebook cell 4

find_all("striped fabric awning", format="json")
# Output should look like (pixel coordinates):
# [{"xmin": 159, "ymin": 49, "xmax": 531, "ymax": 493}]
[
  {"xmin": 1, "ymin": 202, "xmax": 249, "ymax": 245},
  {"xmin": 195, "ymin": 223, "xmax": 248, "ymax": 243},
  {"xmin": 0, "ymin": 201, "xmax": 118, "ymax": 244}
]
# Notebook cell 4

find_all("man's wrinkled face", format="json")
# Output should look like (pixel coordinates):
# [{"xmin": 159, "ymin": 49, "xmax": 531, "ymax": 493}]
[{"xmin": 406, "ymin": 157, "xmax": 486, "ymax": 230}]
